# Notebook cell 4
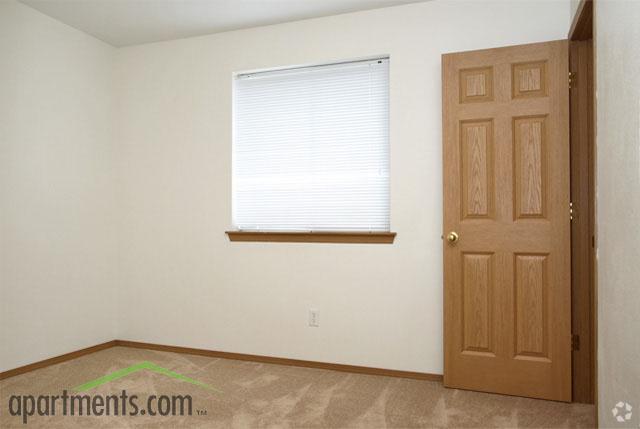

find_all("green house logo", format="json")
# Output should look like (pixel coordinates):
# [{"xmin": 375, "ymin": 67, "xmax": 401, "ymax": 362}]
[{"xmin": 73, "ymin": 361, "xmax": 221, "ymax": 393}]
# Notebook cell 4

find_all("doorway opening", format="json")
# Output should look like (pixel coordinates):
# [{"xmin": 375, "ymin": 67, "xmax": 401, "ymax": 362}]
[{"xmin": 568, "ymin": 0, "xmax": 595, "ymax": 405}]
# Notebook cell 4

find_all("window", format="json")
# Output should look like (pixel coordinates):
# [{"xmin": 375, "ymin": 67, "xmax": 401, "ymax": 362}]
[{"xmin": 231, "ymin": 57, "xmax": 391, "ymax": 240}]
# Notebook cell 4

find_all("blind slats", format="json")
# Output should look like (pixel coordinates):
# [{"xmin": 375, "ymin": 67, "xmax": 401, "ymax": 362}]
[{"xmin": 233, "ymin": 58, "xmax": 390, "ymax": 232}]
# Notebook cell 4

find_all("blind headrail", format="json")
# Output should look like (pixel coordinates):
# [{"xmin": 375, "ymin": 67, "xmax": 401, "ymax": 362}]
[{"xmin": 236, "ymin": 56, "xmax": 389, "ymax": 80}]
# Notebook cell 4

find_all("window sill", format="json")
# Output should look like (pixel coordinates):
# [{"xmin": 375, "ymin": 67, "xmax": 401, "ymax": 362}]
[{"xmin": 225, "ymin": 231, "xmax": 396, "ymax": 244}]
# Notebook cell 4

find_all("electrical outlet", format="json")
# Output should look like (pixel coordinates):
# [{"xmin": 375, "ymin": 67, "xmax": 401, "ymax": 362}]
[{"xmin": 308, "ymin": 309, "xmax": 319, "ymax": 327}]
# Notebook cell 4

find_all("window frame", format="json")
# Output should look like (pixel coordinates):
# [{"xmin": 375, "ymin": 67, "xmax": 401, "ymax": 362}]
[{"xmin": 229, "ymin": 57, "xmax": 396, "ymax": 244}]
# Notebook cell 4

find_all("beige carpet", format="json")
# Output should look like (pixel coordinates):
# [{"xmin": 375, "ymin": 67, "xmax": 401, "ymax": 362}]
[{"xmin": 0, "ymin": 346, "xmax": 594, "ymax": 428}]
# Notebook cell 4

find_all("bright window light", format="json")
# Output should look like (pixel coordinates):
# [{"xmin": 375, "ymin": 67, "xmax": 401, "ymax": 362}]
[{"xmin": 233, "ymin": 57, "xmax": 390, "ymax": 232}]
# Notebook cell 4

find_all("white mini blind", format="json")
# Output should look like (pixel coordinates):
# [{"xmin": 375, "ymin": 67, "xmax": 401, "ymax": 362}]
[{"xmin": 233, "ymin": 58, "xmax": 389, "ymax": 232}]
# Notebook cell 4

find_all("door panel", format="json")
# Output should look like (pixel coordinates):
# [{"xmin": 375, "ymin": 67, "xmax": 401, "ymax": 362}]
[
  {"xmin": 461, "ymin": 252, "xmax": 494, "ymax": 354},
  {"xmin": 514, "ymin": 115, "xmax": 547, "ymax": 218},
  {"xmin": 443, "ymin": 40, "xmax": 571, "ymax": 402},
  {"xmin": 461, "ymin": 120, "xmax": 493, "ymax": 219},
  {"xmin": 514, "ymin": 253, "xmax": 548, "ymax": 360}
]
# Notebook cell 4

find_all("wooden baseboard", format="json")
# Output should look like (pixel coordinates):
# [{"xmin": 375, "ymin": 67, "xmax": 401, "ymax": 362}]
[
  {"xmin": 0, "ymin": 340, "xmax": 118, "ymax": 381},
  {"xmin": 116, "ymin": 340, "xmax": 442, "ymax": 382},
  {"xmin": 0, "ymin": 339, "xmax": 442, "ymax": 383}
]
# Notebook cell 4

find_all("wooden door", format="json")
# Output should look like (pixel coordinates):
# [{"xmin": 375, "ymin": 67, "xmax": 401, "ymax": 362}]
[{"xmin": 442, "ymin": 40, "xmax": 571, "ymax": 402}]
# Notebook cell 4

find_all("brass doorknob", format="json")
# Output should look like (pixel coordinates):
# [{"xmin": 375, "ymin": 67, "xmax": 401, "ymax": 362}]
[{"xmin": 446, "ymin": 231, "xmax": 459, "ymax": 243}]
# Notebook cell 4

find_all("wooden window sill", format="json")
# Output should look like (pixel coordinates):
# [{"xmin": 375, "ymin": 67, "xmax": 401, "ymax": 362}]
[{"xmin": 226, "ymin": 231, "xmax": 396, "ymax": 244}]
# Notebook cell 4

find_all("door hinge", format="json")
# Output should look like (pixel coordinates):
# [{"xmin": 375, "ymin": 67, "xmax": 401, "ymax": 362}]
[
  {"xmin": 569, "ymin": 71, "xmax": 576, "ymax": 89},
  {"xmin": 569, "ymin": 201, "xmax": 576, "ymax": 221},
  {"xmin": 572, "ymin": 334, "xmax": 580, "ymax": 351}
]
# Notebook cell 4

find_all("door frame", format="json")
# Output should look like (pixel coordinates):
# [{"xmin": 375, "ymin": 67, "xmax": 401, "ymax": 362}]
[{"xmin": 568, "ymin": 0, "xmax": 596, "ymax": 405}]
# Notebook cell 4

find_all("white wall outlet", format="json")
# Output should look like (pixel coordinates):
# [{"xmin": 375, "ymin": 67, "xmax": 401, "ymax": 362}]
[{"xmin": 308, "ymin": 309, "xmax": 319, "ymax": 327}]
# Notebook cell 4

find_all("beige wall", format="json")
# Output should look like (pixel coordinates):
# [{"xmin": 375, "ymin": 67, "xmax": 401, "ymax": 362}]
[
  {"xmin": 595, "ymin": 0, "xmax": 640, "ymax": 426},
  {"xmin": 0, "ymin": 1, "xmax": 118, "ymax": 371},
  {"xmin": 570, "ymin": 0, "xmax": 582, "ymax": 24},
  {"xmin": 115, "ymin": 0, "xmax": 570, "ymax": 373}
]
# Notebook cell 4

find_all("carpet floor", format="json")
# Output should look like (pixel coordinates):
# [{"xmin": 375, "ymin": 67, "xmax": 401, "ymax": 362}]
[{"xmin": 0, "ymin": 346, "xmax": 594, "ymax": 428}]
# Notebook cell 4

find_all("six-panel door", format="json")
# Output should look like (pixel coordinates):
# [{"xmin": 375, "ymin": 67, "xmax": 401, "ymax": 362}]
[{"xmin": 442, "ymin": 40, "xmax": 571, "ymax": 401}]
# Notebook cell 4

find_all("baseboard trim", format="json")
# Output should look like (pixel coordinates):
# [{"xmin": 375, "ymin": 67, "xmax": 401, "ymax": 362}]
[
  {"xmin": 115, "ymin": 340, "xmax": 443, "ymax": 382},
  {"xmin": 0, "ymin": 340, "xmax": 118, "ymax": 381},
  {"xmin": 0, "ymin": 339, "xmax": 443, "ymax": 383}
]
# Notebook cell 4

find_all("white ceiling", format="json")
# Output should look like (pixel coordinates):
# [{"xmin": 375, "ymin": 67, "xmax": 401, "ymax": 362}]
[{"xmin": 20, "ymin": 0, "xmax": 427, "ymax": 47}]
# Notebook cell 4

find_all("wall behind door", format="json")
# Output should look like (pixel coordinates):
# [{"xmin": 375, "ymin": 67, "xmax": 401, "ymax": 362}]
[{"xmin": 115, "ymin": 1, "xmax": 570, "ymax": 374}]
